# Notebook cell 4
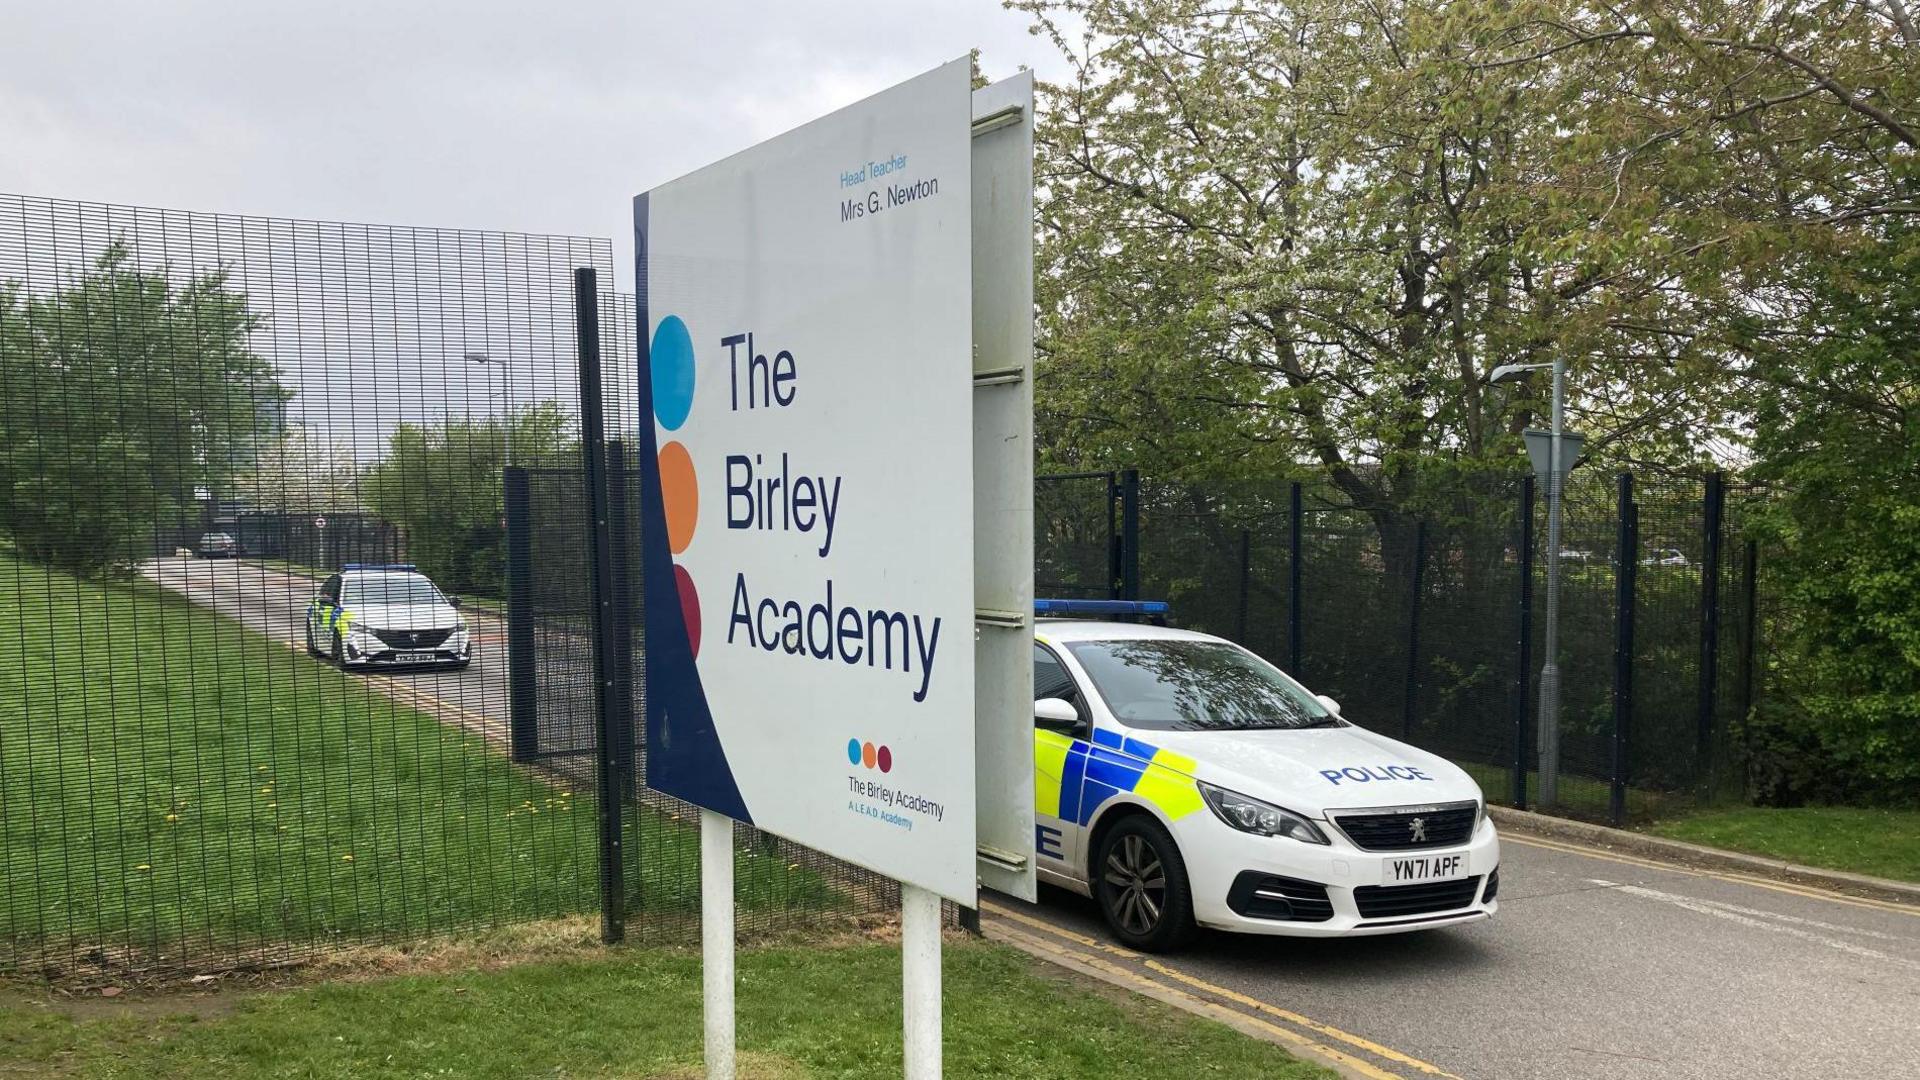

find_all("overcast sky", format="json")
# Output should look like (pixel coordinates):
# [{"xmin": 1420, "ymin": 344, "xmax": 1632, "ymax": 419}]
[{"xmin": 0, "ymin": 0, "xmax": 1067, "ymax": 295}]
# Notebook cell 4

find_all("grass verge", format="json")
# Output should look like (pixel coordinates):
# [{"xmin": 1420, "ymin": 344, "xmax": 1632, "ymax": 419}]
[
  {"xmin": 1460, "ymin": 760, "xmax": 1685, "ymax": 822},
  {"xmin": 0, "ymin": 553, "xmax": 825, "ymax": 970},
  {"xmin": 0, "ymin": 937, "xmax": 1332, "ymax": 1079},
  {"xmin": 1647, "ymin": 805, "xmax": 1920, "ymax": 883}
]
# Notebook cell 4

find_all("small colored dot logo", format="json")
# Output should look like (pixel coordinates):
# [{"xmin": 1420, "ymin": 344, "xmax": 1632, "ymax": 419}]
[
  {"xmin": 846, "ymin": 738, "xmax": 893, "ymax": 773},
  {"xmin": 651, "ymin": 315, "xmax": 696, "ymax": 431},
  {"xmin": 652, "ymin": 313, "xmax": 701, "ymax": 657}
]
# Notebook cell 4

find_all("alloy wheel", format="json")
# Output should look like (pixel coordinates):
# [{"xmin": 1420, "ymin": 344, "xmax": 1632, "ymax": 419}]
[{"xmin": 1103, "ymin": 833, "xmax": 1167, "ymax": 937}]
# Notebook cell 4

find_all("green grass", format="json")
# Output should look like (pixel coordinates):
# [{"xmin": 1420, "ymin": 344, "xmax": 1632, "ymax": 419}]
[
  {"xmin": 0, "ymin": 553, "xmax": 825, "ymax": 967},
  {"xmin": 1459, "ymin": 760, "xmax": 1688, "ymax": 822},
  {"xmin": 0, "ymin": 939, "xmax": 1332, "ymax": 1079},
  {"xmin": 1647, "ymin": 806, "xmax": 1920, "ymax": 883}
]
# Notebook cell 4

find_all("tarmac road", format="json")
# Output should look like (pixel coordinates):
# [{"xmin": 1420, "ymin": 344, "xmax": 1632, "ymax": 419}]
[
  {"xmin": 143, "ymin": 556, "xmax": 521, "ymax": 746},
  {"xmin": 988, "ymin": 829, "xmax": 1920, "ymax": 1079},
  {"xmin": 148, "ymin": 557, "xmax": 1920, "ymax": 1079}
]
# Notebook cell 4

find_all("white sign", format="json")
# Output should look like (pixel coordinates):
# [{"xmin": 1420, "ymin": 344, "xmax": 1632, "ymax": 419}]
[{"xmin": 634, "ymin": 59, "xmax": 977, "ymax": 903}]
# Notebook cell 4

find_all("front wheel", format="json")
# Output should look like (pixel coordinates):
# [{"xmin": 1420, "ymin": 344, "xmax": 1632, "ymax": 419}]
[{"xmin": 1094, "ymin": 815, "xmax": 1197, "ymax": 951}]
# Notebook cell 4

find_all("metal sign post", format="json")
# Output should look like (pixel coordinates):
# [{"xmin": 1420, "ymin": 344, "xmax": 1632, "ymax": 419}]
[{"xmin": 702, "ymin": 812, "xmax": 735, "ymax": 1079}]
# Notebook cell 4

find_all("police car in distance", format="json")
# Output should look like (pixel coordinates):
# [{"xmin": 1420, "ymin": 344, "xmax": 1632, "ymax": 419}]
[
  {"xmin": 305, "ymin": 564, "xmax": 472, "ymax": 670},
  {"xmin": 1030, "ymin": 599, "xmax": 1499, "ymax": 950}
]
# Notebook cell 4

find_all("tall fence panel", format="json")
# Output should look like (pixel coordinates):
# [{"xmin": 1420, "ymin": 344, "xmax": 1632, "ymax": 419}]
[
  {"xmin": 0, "ymin": 193, "xmax": 614, "ymax": 975},
  {"xmin": 1038, "ymin": 464, "xmax": 1768, "ymax": 828}
]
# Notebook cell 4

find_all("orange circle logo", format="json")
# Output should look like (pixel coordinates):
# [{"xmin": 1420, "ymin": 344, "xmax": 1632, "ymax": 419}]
[{"xmin": 659, "ymin": 441, "xmax": 698, "ymax": 555}]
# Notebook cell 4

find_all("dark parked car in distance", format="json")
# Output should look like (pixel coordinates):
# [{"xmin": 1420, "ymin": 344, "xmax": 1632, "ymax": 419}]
[{"xmin": 196, "ymin": 531, "xmax": 241, "ymax": 558}]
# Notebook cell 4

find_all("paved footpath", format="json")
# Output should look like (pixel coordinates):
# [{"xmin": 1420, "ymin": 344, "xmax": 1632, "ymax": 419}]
[{"xmin": 988, "ymin": 828, "xmax": 1920, "ymax": 1080}]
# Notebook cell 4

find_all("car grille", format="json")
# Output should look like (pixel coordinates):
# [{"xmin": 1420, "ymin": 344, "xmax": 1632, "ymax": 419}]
[
  {"xmin": 371, "ymin": 628, "xmax": 452, "ymax": 649},
  {"xmin": 1353, "ymin": 876, "xmax": 1484, "ymax": 919},
  {"xmin": 1227, "ymin": 872, "xmax": 1334, "ymax": 922},
  {"xmin": 1331, "ymin": 803, "xmax": 1477, "ymax": 851}
]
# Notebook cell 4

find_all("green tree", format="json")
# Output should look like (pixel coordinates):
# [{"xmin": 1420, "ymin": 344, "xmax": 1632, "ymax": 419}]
[
  {"xmin": 1744, "ymin": 218, "xmax": 1920, "ymax": 804},
  {"xmin": 360, "ymin": 406, "xmax": 575, "ymax": 598},
  {"xmin": 1014, "ymin": 0, "xmax": 1913, "ymax": 566},
  {"xmin": 0, "ymin": 243, "xmax": 284, "ymax": 576}
]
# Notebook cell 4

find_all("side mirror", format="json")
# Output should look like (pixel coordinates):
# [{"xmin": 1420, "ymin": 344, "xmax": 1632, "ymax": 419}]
[
  {"xmin": 1316, "ymin": 694, "xmax": 1342, "ymax": 717},
  {"xmin": 1034, "ymin": 698, "xmax": 1083, "ymax": 734},
  {"xmin": 447, "ymin": 596, "xmax": 463, "ymax": 609}
]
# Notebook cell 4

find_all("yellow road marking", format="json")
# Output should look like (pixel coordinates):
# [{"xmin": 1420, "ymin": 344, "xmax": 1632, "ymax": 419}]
[
  {"xmin": 1140, "ymin": 959, "xmax": 1463, "ymax": 1079},
  {"xmin": 981, "ymin": 900, "xmax": 1141, "ymax": 959},
  {"xmin": 981, "ymin": 901, "xmax": 1457, "ymax": 1079},
  {"xmin": 1504, "ymin": 834, "xmax": 1920, "ymax": 918},
  {"xmin": 987, "ymin": 922, "xmax": 1405, "ymax": 1080}
]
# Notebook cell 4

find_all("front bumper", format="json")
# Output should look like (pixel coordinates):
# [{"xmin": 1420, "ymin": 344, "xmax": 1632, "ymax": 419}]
[
  {"xmin": 1181, "ymin": 813, "xmax": 1500, "ymax": 937},
  {"xmin": 340, "ymin": 631, "xmax": 470, "ymax": 668}
]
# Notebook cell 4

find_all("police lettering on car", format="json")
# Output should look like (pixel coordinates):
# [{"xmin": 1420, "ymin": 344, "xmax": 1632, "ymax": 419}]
[{"xmin": 1026, "ymin": 600, "xmax": 1499, "ymax": 951}]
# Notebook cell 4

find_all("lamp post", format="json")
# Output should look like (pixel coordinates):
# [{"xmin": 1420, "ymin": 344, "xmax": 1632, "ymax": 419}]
[
  {"xmin": 465, "ymin": 351, "xmax": 511, "ymax": 465},
  {"xmin": 1490, "ymin": 356, "xmax": 1570, "ymax": 805}
]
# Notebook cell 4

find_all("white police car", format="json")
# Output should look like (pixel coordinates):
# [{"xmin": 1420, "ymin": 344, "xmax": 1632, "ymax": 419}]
[
  {"xmin": 1030, "ymin": 600, "xmax": 1498, "ymax": 950},
  {"xmin": 305, "ymin": 564, "xmax": 472, "ymax": 670}
]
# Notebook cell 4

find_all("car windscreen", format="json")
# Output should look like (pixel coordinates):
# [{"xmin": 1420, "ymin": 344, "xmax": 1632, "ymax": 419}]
[
  {"xmin": 341, "ymin": 576, "xmax": 443, "ymax": 607},
  {"xmin": 1064, "ymin": 638, "xmax": 1339, "ymax": 732}
]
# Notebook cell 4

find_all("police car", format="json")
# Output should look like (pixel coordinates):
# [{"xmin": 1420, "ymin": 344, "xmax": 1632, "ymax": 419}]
[
  {"xmin": 305, "ymin": 564, "xmax": 472, "ymax": 670},
  {"xmin": 1030, "ymin": 600, "xmax": 1499, "ymax": 950}
]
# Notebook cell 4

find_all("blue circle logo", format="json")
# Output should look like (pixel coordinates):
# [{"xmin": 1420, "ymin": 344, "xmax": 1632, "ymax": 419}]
[
  {"xmin": 846, "ymin": 738, "xmax": 862, "ymax": 766},
  {"xmin": 650, "ymin": 315, "xmax": 695, "ymax": 431}
]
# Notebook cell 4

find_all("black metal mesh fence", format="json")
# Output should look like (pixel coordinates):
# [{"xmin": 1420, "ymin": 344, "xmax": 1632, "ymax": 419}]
[
  {"xmin": 1043, "ymin": 465, "xmax": 1768, "ymax": 828},
  {"xmin": 0, "ymin": 193, "xmax": 611, "ymax": 974},
  {"xmin": 0, "ymin": 196, "xmax": 906, "ymax": 977}
]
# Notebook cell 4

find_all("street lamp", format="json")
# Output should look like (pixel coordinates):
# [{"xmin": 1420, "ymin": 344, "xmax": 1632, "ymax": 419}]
[
  {"xmin": 1490, "ymin": 356, "xmax": 1570, "ymax": 805},
  {"xmin": 465, "ymin": 351, "xmax": 512, "ymax": 465}
]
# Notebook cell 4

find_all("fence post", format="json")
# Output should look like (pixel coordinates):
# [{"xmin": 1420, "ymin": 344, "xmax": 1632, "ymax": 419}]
[
  {"xmin": 575, "ymin": 267, "xmax": 626, "ymax": 944},
  {"xmin": 607, "ymin": 439, "xmax": 637, "ymax": 803},
  {"xmin": 1288, "ymin": 481, "xmax": 1303, "ymax": 676},
  {"xmin": 1737, "ymin": 538, "xmax": 1760, "ymax": 732},
  {"xmin": 1119, "ymin": 468, "xmax": 1141, "ymax": 601},
  {"xmin": 505, "ymin": 465, "xmax": 538, "ymax": 763},
  {"xmin": 1105, "ymin": 472, "xmax": 1120, "ymax": 600},
  {"xmin": 1235, "ymin": 529, "xmax": 1251, "ymax": 640},
  {"xmin": 1513, "ymin": 475, "xmax": 1535, "ymax": 809},
  {"xmin": 1695, "ymin": 471, "xmax": 1725, "ymax": 788},
  {"xmin": 1611, "ymin": 472, "xmax": 1638, "ymax": 827},
  {"xmin": 1402, "ymin": 520, "xmax": 1427, "ymax": 740}
]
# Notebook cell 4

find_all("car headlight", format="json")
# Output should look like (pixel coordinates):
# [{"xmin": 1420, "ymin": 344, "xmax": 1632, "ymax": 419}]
[{"xmin": 1197, "ymin": 782, "xmax": 1329, "ymax": 845}]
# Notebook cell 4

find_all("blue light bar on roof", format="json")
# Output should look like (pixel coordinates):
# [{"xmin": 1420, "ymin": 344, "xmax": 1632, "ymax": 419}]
[
  {"xmin": 1034, "ymin": 598, "xmax": 1171, "ymax": 617},
  {"xmin": 343, "ymin": 563, "xmax": 418, "ymax": 572}
]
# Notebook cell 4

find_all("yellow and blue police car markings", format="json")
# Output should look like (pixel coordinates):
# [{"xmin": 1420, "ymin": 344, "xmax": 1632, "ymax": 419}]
[{"xmin": 1056, "ymin": 730, "xmax": 1203, "ymax": 827}]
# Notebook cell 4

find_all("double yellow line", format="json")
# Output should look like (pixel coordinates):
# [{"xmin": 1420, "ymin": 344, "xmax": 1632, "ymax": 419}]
[{"xmin": 982, "ymin": 900, "xmax": 1460, "ymax": 1080}]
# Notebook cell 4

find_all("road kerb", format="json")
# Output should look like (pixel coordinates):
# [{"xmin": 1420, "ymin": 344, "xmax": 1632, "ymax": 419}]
[
  {"xmin": 1489, "ymin": 805, "xmax": 1920, "ymax": 907},
  {"xmin": 981, "ymin": 903, "xmax": 1465, "ymax": 1080},
  {"xmin": 982, "ymin": 920, "xmax": 1404, "ymax": 1080}
]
